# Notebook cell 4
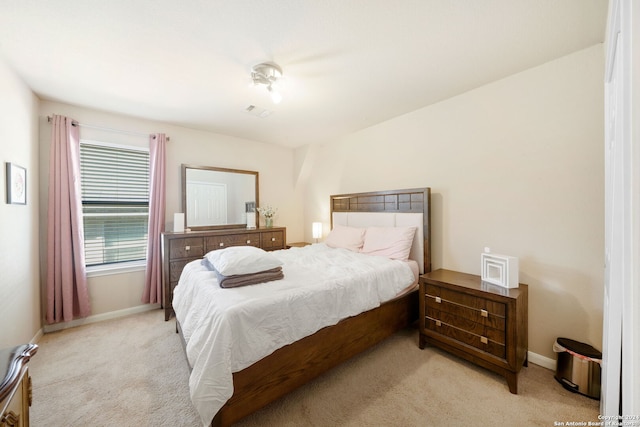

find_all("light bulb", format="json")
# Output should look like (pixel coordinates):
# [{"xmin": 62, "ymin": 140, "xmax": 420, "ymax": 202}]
[{"xmin": 268, "ymin": 86, "xmax": 282, "ymax": 104}]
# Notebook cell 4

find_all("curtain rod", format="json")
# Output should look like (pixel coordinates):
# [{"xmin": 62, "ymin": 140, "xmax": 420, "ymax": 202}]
[{"xmin": 46, "ymin": 116, "xmax": 170, "ymax": 141}]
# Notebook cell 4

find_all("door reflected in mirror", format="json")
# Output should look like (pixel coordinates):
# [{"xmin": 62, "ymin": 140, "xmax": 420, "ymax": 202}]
[{"xmin": 182, "ymin": 165, "xmax": 259, "ymax": 230}]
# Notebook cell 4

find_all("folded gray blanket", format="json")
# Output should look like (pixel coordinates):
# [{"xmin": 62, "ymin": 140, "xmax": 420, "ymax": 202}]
[
  {"xmin": 201, "ymin": 258, "xmax": 284, "ymax": 288},
  {"xmin": 216, "ymin": 267, "xmax": 284, "ymax": 288}
]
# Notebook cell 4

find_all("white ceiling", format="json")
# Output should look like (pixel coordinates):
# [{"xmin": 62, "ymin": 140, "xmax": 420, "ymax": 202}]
[{"xmin": 0, "ymin": 0, "xmax": 608, "ymax": 148}]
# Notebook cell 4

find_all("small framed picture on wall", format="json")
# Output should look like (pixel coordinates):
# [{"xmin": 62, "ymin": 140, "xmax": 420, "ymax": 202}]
[{"xmin": 6, "ymin": 162, "xmax": 27, "ymax": 205}]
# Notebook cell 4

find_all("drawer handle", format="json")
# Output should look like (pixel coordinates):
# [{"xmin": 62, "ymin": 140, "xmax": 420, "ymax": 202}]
[
  {"xmin": 481, "ymin": 336, "xmax": 488, "ymax": 344},
  {"xmin": 481, "ymin": 309, "xmax": 488, "ymax": 318},
  {"xmin": 185, "ymin": 245, "xmax": 190, "ymax": 251},
  {"xmin": 271, "ymin": 237, "xmax": 276, "ymax": 241},
  {"xmin": 3, "ymin": 410, "xmax": 19, "ymax": 425},
  {"xmin": 435, "ymin": 296, "xmax": 441, "ymax": 303},
  {"xmin": 28, "ymin": 375, "xmax": 33, "ymax": 406},
  {"xmin": 435, "ymin": 320, "xmax": 442, "ymax": 327},
  {"xmin": 246, "ymin": 240, "xmax": 251, "ymax": 244},
  {"xmin": 219, "ymin": 242, "xmax": 224, "ymax": 247}
]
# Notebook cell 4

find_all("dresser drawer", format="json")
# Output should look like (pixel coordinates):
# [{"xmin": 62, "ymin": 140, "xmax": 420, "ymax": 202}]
[
  {"xmin": 261, "ymin": 230, "xmax": 285, "ymax": 250},
  {"xmin": 205, "ymin": 234, "xmax": 260, "ymax": 250},
  {"xmin": 1, "ymin": 373, "xmax": 25, "ymax": 426},
  {"xmin": 169, "ymin": 259, "xmax": 197, "ymax": 283},
  {"xmin": 0, "ymin": 345, "xmax": 36, "ymax": 427},
  {"xmin": 169, "ymin": 237, "xmax": 205, "ymax": 259}
]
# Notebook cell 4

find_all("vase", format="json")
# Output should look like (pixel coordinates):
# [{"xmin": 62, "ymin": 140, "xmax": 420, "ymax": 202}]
[{"xmin": 265, "ymin": 217, "xmax": 273, "ymax": 228}]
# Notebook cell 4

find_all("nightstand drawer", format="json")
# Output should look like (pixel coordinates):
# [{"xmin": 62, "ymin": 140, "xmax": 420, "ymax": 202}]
[
  {"xmin": 425, "ymin": 317, "xmax": 506, "ymax": 359},
  {"xmin": 425, "ymin": 307, "xmax": 506, "ymax": 345},
  {"xmin": 424, "ymin": 291, "xmax": 506, "ymax": 331},
  {"xmin": 169, "ymin": 237, "xmax": 205, "ymax": 259},
  {"xmin": 425, "ymin": 284, "xmax": 506, "ymax": 317}
]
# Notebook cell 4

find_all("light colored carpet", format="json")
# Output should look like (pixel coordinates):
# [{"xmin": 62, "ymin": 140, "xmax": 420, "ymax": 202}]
[{"xmin": 30, "ymin": 309, "xmax": 600, "ymax": 426}]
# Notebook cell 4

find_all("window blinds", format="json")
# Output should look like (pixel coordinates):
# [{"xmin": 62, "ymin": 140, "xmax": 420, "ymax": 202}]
[{"xmin": 80, "ymin": 142, "xmax": 150, "ymax": 266}]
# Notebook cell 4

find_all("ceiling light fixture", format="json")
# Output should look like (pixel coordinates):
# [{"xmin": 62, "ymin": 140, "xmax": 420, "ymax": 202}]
[{"xmin": 251, "ymin": 62, "xmax": 283, "ymax": 104}]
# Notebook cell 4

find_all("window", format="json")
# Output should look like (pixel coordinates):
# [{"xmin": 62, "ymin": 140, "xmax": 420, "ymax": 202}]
[{"xmin": 80, "ymin": 141, "xmax": 149, "ymax": 267}]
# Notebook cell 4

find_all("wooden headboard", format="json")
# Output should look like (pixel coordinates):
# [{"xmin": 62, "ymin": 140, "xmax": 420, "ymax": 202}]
[{"xmin": 330, "ymin": 188, "xmax": 431, "ymax": 273}]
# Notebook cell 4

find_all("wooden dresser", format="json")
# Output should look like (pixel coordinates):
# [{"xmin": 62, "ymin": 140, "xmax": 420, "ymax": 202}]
[
  {"xmin": 0, "ymin": 344, "xmax": 37, "ymax": 427},
  {"xmin": 418, "ymin": 269, "xmax": 528, "ymax": 394},
  {"xmin": 161, "ymin": 227, "xmax": 287, "ymax": 320}
]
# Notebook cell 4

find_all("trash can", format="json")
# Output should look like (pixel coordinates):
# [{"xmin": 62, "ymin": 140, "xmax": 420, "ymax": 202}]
[{"xmin": 553, "ymin": 337, "xmax": 602, "ymax": 400}]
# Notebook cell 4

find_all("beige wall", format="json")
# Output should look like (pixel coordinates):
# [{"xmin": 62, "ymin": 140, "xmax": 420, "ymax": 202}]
[
  {"xmin": 38, "ymin": 101, "xmax": 302, "ymax": 320},
  {"xmin": 299, "ymin": 44, "xmax": 605, "ymax": 360},
  {"xmin": 0, "ymin": 57, "xmax": 41, "ymax": 347}
]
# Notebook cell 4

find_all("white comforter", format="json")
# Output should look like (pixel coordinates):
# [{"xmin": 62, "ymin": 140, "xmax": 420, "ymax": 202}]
[{"xmin": 172, "ymin": 243, "xmax": 415, "ymax": 426}]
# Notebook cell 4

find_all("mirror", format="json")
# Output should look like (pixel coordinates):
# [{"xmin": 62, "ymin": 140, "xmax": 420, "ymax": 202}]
[{"xmin": 182, "ymin": 164, "xmax": 259, "ymax": 230}]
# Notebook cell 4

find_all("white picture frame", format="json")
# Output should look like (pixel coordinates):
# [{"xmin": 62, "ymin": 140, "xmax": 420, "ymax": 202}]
[{"xmin": 5, "ymin": 162, "xmax": 26, "ymax": 205}]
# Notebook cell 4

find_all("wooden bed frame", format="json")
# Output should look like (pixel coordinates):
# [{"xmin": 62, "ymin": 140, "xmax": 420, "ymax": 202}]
[{"xmin": 178, "ymin": 188, "xmax": 431, "ymax": 427}]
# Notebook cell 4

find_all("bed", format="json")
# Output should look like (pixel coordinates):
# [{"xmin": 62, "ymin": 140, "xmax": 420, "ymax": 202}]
[{"xmin": 174, "ymin": 188, "xmax": 431, "ymax": 427}]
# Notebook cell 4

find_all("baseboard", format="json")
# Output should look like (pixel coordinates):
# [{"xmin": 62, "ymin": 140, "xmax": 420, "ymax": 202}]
[
  {"xmin": 528, "ymin": 350, "xmax": 556, "ymax": 370},
  {"xmin": 42, "ymin": 304, "xmax": 161, "ymax": 334},
  {"xmin": 30, "ymin": 328, "xmax": 44, "ymax": 345}
]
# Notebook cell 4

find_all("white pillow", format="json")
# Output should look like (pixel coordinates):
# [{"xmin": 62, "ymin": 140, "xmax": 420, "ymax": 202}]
[
  {"xmin": 324, "ymin": 225, "xmax": 366, "ymax": 252},
  {"xmin": 360, "ymin": 226, "xmax": 416, "ymax": 261},
  {"xmin": 204, "ymin": 246, "xmax": 283, "ymax": 276}
]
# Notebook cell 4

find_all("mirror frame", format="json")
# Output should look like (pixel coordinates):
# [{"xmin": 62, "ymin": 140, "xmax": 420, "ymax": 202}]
[{"xmin": 181, "ymin": 164, "xmax": 259, "ymax": 231}]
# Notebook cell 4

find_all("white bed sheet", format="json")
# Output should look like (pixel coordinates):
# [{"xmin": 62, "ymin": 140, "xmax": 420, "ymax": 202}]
[{"xmin": 173, "ymin": 243, "xmax": 416, "ymax": 426}]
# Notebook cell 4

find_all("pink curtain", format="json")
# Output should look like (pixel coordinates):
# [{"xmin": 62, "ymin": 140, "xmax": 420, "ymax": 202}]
[
  {"xmin": 142, "ymin": 133, "xmax": 166, "ymax": 304},
  {"xmin": 46, "ymin": 115, "xmax": 91, "ymax": 324}
]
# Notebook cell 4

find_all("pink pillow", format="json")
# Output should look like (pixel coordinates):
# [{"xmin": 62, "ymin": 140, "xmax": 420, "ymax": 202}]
[
  {"xmin": 324, "ymin": 225, "xmax": 366, "ymax": 252},
  {"xmin": 361, "ymin": 227, "xmax": 416, "ymax": 261}
]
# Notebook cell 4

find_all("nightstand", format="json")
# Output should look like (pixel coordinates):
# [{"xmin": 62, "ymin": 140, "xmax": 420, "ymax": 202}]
[{"xmin": 418, "ymin": 269, "xmax": 528, "ymax": 394}]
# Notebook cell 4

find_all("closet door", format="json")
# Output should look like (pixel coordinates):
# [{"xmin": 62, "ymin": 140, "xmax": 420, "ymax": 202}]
[
  {"xmin": 186, "ymin": 181, "xmax": 228, "ymax": 226},
  {"xmin": 602, "ymin": 0, "xmax": 640, "ymax": 417}
]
